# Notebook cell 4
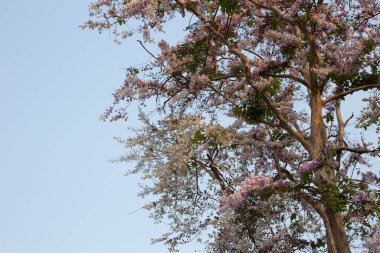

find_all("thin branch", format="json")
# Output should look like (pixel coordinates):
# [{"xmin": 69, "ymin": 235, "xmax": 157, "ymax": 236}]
[
  {"xmin": 194, "ymin": 158, "xmax": 232, "ymax": 193},
  {"xmin": 248, "ymin": 0, "xmax": 296, "ymax": 25},
  {"xmin": 323, "ymin": 83, "xmax": 380, "ymax": 105},
  {"xmin": 266, "ymin": 73, "xmax": 311, "ymax": 89},
  {"xmin": 205, "ymin": 82, "xmax": 238, "ymax": 106},
  {"xmin": 263, "ymin": 96, "xmax": 312, "ymax": 154},
  {"xmin": 137, "ymin": 40, "xmax": 157, "ymax": 60},
  {"xmin": 344, "ymin": 113, "xmax": 354, "ymax": 127},
  {"xmin": 270, "ymin": 150, "xmax": 296, "ymax": 182},
  {"xmin": 211, "ymin": 74, "xmax": 243, "ymax": 81},
  {"xmin": 296, "ymin": 191, "xmax": 324, "ymax": 216},
  {"xmin": 243, "ymin": 49, "xmax": 265, "ymax": 61},
  {"xmin": 334, "ymin": 146, "xmax": 380, "ymax": 154}
]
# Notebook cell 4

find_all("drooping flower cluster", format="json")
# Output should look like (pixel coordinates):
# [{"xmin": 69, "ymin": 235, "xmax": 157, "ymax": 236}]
[
  {"xmin": 220, "ymin": 175, "xmax": 272, "ymax": 210},
  {"xmin": 297, "ymin": 160, "xmax": 321, "ymax": 175},
  {"xmin": 364, "ymin": 222, "xmax": 380, "ymax": 253}
]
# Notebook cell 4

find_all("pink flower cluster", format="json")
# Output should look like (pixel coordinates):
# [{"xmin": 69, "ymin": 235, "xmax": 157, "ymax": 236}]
[
  {"xmin": 352, "ymin": 191, "xmax": 368, "ymax": 203},
  {"xmin": 297, "ymin": 160, "xmax": 320, "ymax": 175},
  {"xmin": 220, "ymin": 175, "xmax": 272, "ymax": 210}
]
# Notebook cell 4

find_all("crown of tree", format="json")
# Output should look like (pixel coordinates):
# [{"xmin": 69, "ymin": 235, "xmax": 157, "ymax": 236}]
[{"xmin": 84, "ymin": 1, "xmax": 380, "ymax": 252}]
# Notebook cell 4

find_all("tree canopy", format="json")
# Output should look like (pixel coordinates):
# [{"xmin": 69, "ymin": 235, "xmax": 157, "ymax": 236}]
[{"xmin": 84, "ymin": 0, "xmax": 380, "ymax": 252}]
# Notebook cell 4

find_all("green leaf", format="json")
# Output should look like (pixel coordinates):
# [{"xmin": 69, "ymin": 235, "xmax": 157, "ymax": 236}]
[
  {"xmin": 192, "ymin": 131, "xmax": 207, "ymax": 143},
  {"xmin": 117, "ymin": 19, "xmax": 125, "ymax": 25},
  {"xmin": 218, "ymin": 0, "xmax": 239, "ymax": 15}
]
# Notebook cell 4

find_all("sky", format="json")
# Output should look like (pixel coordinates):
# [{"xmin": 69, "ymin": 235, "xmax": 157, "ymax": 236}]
[{"xmin": 0, "ymin": 1, "xmax": 199, "ymax": 252}]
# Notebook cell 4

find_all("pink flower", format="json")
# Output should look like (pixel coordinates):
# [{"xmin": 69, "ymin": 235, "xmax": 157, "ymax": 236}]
[
  {"xmin": 352, "ymin": 191, "xmax": 368, "ymax": 202},
  {"xmin": 220, "ymin": 175, "xmax": 272, "ymax": 210}
]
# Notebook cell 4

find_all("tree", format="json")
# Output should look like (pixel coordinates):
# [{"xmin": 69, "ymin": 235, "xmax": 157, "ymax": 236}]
[{"xmin": 83, "ymin": 0, "xmax": 380, "ymax": 252}]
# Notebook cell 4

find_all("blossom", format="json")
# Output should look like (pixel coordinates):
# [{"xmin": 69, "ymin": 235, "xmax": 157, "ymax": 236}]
[
  {"xmin": 352, "ymin": 191, "xmax": 368, "ymax": 202},
  {"xmin": 297, "ymin": 160, "xmax": 320, "ymax": 175},
  {"xmin": 274, "ymin": 179, "xmax": 286, "ymax": 188},
  {"xmin": 220, "ymin": 175, "xmax": 272, "ymax": 210}
]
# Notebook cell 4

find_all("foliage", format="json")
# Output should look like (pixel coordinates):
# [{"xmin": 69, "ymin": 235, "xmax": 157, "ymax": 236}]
[{"xmin": 83, "ymin": 0, "xmax": 380, "ymax": 252}]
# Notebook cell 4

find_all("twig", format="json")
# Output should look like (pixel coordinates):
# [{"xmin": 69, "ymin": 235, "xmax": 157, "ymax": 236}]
[{"xmin": 137, "ymin": 40, "xmax": 157, "ymax": 60}]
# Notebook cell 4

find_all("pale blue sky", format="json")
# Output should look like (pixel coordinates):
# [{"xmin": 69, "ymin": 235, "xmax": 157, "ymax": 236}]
[{"xmin": 0, "ymin": 1, "xmax": 199, "ymax": 252}]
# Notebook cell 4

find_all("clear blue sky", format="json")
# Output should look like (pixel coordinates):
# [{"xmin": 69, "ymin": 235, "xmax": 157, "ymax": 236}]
[{"xmin": 0, "ymin": 1, "xmax": 198, "ymax": 252}]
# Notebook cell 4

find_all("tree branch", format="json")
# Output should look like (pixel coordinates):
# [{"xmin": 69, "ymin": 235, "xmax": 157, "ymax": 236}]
[
  {"xmin": 137, "ymin": 40, "xmax": 157, "ymax": 60},
  {"xmin": 266, "ymin": 74, "xmax": 310, "ymax": 89},
  {"xmin": 194, "ymin": 157, "xmax": 232, "ymax": 193},
  {"xmin": 248, "ymin": 0, "xmax": 296, "ymax": 25},
  {"xmin": 263, "ymin": 96, "xmax": 312, "ymax": 154},
  {"xmin": 335, "ymin": 101, "xmax": 345, "ymax": 166},
  {"xmin": 334, "ymin": 146, "xmax": 380, "ymax": 154},
  {"xmin": 323, "ymin": 83, "xmax": 380, "ymax": 105}
]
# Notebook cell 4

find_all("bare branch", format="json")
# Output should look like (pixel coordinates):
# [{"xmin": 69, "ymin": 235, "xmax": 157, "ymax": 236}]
[
  {"xmin": 344, "ymin": 113, "xmax": 354, "ymax": 127},
  {"xmin": 334, "ymin": 146, "xmax": 380, "ymax": 154},
  {"xmin": 243, "ymin": 49, "xmax": 265, "ymax": 61},
  {"xmin": 137, "ymin": 40, "xmax": 157, "ymax": 60},
  {"xmin": 323, "ymin": 83, "xmax": 380, "ymax": 105},
  {"xmin": 266, "ymin": 74, "xmax": 310, "ymax": 89}
]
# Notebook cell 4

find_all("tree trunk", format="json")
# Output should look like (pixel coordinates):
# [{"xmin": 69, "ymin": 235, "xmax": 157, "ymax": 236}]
[
  {"xmin": 309, "ymin": 89, "xmax": 326, "ymax": 159},
  {"xmin": 326, "ymin": 208, "xmax": 351, "ymax": 253},
  {"xmin": 309, "ymin": 90, "xmax": 351, "ymax": 253}
]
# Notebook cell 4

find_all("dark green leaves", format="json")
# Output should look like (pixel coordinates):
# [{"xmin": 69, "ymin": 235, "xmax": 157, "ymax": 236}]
[
  {"xmin": 176, "ymin": 39, "xmax": 210, "ymax": 74},
  {"xmin": 192, "ymin": 131, "xmax": 207, "ymax": 144},
  {"xmin": 117, "ymin": 19, "xmax": 125, "ymax": 25},
  {"xmin": 329, "ymin": 59, "xmax": 380, "ymax": 95},
  {"xmin": 231, "ymin": 101, "xmax": 271, "ymax": 124},
  {"xmin": 231, "ymin": 79, "xmax": 280, "ymax": 124},
  {"xmin": 269, "ymin": 130, "xmax": 292, "ymax": 142},
  {"xmin": 218, "ymin": 0, "xmax": 239, "ymax": 15}
]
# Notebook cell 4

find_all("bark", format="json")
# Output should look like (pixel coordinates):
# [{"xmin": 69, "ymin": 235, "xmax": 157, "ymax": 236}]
[
  {"xmin": 335, "ymin": 101, "xmax": 345, "ymax": 164},
  {"xmin": 318, "ymin": 207, "xmax": 351, "ymax": 253},
  {"xmin": 309, "ymin": 89, "xmax": 326, "ymax": 159},
  {"xmin": 326, "ymin": 208, "xmax": 352, "ymax": 253},
  {"xmin": 309, "ymin": 89, "xmax": 351, "ymax": 253}
]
